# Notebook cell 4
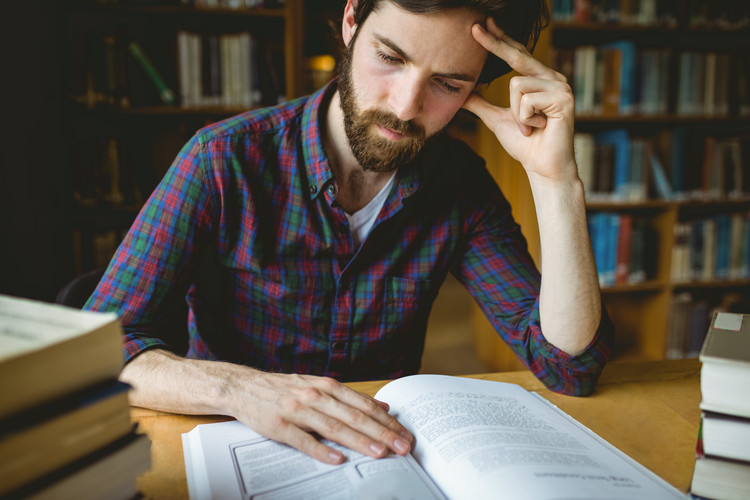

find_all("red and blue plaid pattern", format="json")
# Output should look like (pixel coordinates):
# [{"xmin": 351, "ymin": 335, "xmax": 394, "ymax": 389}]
[{"xmin": 85, "ymin": 82, "xmax": 613, "ymax": 395}]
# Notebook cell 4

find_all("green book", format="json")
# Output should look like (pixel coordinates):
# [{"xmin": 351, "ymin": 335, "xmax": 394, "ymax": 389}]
[{"xmin": 128, "ymin": 41, "xmax": 176, "ymax": 106}]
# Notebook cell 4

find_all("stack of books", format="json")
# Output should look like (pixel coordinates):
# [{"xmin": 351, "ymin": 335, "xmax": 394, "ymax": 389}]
[
  {"xmin": 0, "ymin": 295, "xmax": 150, "ymax": 499},
  {"xmin": 691, "ymin": 311, "xmax": 750, "ymax": 500}
]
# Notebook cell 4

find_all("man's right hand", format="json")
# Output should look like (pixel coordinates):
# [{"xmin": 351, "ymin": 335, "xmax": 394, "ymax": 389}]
[{"xmin": 120, "ymin": 350, "xmax": 413, "ymax": 464}]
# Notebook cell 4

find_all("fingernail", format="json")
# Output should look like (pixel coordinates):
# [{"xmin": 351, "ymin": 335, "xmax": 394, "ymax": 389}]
[
  {"xmin": 400, "ymin": 430, "xmax": 413, "ymax": 442},
  {"xmin": 329, "ymin": 451, "xmax": 344, "ymax": 464},
  {"xmin": 370, "ymin": 442, "xmax": 386, "ymax": 456},
  {"xmin": 394, "ymin": 438, "xmax": 410, "ymax": 454}
]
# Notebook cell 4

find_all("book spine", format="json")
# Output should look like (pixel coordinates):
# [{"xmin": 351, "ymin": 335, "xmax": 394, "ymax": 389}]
[{"xmin": 127, "ymin": 41, "xmax": 176, "ymax": 106}]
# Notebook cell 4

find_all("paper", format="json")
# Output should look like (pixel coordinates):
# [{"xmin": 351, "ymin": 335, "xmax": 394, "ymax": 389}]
[
  {"xmin": 182, "ymin": 420, "xmax": 444, "ymax": 500},
  {"xmin": 183, "ymin": 375, "xmax": 688, "ymax": 500}
]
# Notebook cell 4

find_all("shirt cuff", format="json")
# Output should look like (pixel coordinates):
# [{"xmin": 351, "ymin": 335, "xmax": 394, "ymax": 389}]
[{"xmin": 527, "ymin": 304, "xmax": 615, "ymax": 396}]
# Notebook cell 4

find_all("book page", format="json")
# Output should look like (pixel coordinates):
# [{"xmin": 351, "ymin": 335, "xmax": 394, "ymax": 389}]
[
  {"xmin": 182, "ymin": 420, "xmax": 446, "ymax": 500},
  {"xmin": 375, "ymin": 375, "xmax": 687, "ymax": 500}
]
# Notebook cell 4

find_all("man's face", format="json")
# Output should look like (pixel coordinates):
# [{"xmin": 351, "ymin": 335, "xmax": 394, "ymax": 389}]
[{"xmin": 339, "ymin": 3, "xmax": 487, "ymax": 172}]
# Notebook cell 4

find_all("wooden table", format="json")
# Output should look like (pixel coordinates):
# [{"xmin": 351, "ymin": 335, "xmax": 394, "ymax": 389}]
[{"xmin": 131, "ymin": 358, "xmax": 701, "ymax": 499}]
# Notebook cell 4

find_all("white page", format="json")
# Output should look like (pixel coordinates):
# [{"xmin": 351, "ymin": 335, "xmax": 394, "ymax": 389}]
[
  {"xmin": 182, "ymin": 420, "xmax": 445, "ymax": 500},
  {"xmin": 374, "ymin": 375, "xmax": 688, "ymax": 500}
]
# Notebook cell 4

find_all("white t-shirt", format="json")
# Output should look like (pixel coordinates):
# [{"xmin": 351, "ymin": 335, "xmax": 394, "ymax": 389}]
[{"xmin": 345, "ymin": 173, "xmax": 397, "ymax": 247}]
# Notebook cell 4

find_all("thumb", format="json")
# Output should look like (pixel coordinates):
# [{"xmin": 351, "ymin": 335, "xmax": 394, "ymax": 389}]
[
  {"xmin": 461, "ymin": 91, "xmax": 494, "ymax": 122},
  {"xmin": 462, "ymin": 92, "xmax": 528, "ymax": 138}
]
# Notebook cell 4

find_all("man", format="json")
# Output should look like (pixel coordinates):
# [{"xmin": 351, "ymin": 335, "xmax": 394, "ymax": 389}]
[{"xmin": 85, "ymin": 0, "xmax": 613, "ymax": 465}]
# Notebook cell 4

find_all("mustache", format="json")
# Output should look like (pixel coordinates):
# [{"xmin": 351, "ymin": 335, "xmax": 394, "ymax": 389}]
[{"xmin": 361, "ymin": 109, "xmax": 426, "ymax": 139}]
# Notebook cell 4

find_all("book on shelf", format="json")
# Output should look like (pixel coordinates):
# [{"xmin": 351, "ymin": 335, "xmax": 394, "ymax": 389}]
[
  {"xmin": 177, "ymin": 30, "xmax": 264, "ymax": 109},
  {"xmin": 670, "ymin": 213, "xmax": 750, "ymax": 284},
  {"xmin": 0, "ymin": 295, "xmax": 124, "ymax": 419},
  {"xmin": 699, "ymin": 311, "xmax": 750, "ymax": 419},
  {"xmin": 552, "ymin": 0, "xmax": 750, "ymax": 28},
  {"xmin": 183, "ymin": 375, "xmax": 687, "ymax": 499},
  {"xmin": 128, "ymin": 40, "xmax": 177, "ymax": 106},
  {"xmin": 0, "ymin": 381, "xmax": 133, "ymax": 496},
  {"xmin": 560, "ymin": 41, "xmax": 745, "ymax": 119}
]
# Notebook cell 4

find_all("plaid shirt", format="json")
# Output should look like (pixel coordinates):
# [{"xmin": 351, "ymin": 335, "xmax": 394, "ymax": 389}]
[{"xmin": 85, "ymin": 81, "xmax": 613, "ymax": 395}]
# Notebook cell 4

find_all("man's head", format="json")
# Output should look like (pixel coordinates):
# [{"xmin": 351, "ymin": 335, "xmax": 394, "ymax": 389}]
[
  {"xmin": 348, "ymin": 0, "xmax": 549, "ymax": 83},
  {"xmin": 335, "ymin": 0, "xmax": 548, "ymax": 172}
]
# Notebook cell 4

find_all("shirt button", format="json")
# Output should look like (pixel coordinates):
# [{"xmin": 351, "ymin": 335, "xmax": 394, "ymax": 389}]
[
  {"xmin": 309, "ymin": 185, "xmax": 317, "ymax": 194},
  {"xmin": 331, "ymin": 340, "xmax": 345, "ymax": 351},
  {"xmin": 327, "ymin": 184, "xmax": 337, "ymax": 196}
]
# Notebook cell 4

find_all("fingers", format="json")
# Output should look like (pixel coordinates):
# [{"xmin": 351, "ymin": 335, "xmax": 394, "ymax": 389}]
[
  {"xmin": 247, "ymin": 374, "xmax": 413, "ymax": 466},
  {"xmin": 471, "ymin": 18, "xmax": 564, "ymax": 82}
]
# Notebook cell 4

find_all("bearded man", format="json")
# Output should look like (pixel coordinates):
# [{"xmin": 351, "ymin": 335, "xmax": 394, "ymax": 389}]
[{"xmin": 86, "ymin": 0, "xmax": 613, "ymax": 464}]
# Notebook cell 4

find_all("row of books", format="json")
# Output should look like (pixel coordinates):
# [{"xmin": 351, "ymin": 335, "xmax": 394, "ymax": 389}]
[
  {"xmin": 69, "ymin": 30, "xmax": 286, "ymax": 110},
  {"xmin": 665, "ymin": 291, "xmax": 747, "ymax": 359},
  {"xmin": 575, "ymin": 129, "xmax": 750, "ymax": 202},
  {"xmin": 690, "ymin": 311, "xmax": 750, "ymax": 500},
  {"xmin": 587, "ymin": 212, "xmax": 652, "ymax": 287},
  {"xmin": 176, "ymin": 30, "xmax": 280, "ymax": 109},
  {"xmin": 552, "ymin": 0, "xmax": 750, "ymax": 28},
  {"xmin": 0, "ymin": 295, "xmax": 150, "ymax": 499},
  {"xmin": 575, "ymin": 130, "xmax": 653, "ymax": 202},
  {"xmin": 671, "ymin": 212, "xmax": 750, "ymax": 283},
  {"xmin": 554, "ymin": 43, "xmax": 749, "ymax": 117}
]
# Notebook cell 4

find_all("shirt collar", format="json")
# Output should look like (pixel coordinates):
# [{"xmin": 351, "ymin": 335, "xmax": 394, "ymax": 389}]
[{"xmin": 300, "ymin": 79, "xmax": 421, "ymax": 203}]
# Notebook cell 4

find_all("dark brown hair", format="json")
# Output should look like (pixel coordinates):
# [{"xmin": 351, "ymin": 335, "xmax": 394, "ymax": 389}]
[{"xmin": 350, "ymin": 0, "xmax": 549, "ymax": 83}]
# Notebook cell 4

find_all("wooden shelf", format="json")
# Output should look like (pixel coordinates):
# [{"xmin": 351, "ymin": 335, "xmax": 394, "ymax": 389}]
[{"xmin": 472, "ymin": 0, "xmax": 750, "ymax": 371}]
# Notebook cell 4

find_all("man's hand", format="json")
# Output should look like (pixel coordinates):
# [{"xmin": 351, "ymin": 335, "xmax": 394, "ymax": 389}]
[
  {"xmin": 227, "ymin": 371, "xmax": 413, "ymax": 465},
  {"xmin": 121, "ymin": 350, "xmax": 413, "ymax": 465},
  {"xmin": 463, "ymin": 18, "xmax": 577, "ymax": 184}
]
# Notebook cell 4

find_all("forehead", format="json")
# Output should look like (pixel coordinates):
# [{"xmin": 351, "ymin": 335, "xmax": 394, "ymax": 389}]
[{"xmin": 359, "ymin": 3, "xmax": 488, "ymax": 80}]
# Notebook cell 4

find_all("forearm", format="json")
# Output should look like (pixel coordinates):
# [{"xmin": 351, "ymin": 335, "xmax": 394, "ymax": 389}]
[
  {"xmin": 119, "ymin": 349, "xmax": 413, "ymax": 464},
  {"xmin": 528, "ymin": 169, "xmax": 601, "ymax": 356},
  {"xmin": 120, "ymin": 349, "xmax": 249, "ymax": 416}
]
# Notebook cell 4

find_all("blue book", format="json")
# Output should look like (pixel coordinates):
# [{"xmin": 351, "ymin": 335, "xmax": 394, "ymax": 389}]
[
  {"xmin": 715, "ymin": 215, "xmax": 731, "ymax": 280},
  {"xmin": 604, "ymin": 41, "xmax": 637, "ymax": 114},
  {"xmin": 605, "ymin": 213, "xmax": 620, "ymax": 286},
  {"xmin": 596, "ymin": 129, "xmax": 631, "ymax": 200}
]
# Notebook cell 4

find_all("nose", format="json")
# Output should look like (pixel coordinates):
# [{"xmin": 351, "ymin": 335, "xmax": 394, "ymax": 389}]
[{"xmin": 388, "ymin": 73, "xmax": 424, "ymax": 122}]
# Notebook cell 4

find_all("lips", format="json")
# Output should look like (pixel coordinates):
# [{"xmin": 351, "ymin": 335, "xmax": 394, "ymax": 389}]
[{"xmin": 376, "ymin": 124, "xmax": 407, "ymax": 141}]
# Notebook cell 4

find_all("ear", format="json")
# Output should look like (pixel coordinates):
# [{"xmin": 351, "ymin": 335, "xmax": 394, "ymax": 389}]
[{"xmin": 342, "ymin": 0, "xmax": 358, "ymax": 48}]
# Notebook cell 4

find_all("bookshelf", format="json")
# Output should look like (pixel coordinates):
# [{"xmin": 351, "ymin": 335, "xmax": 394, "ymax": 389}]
[
  {"xmin": 472, "ymin": 0, "xmax": 750, "ymax": 371},
  {"xmin": 61, "ymin": 0, "xmax": 340, "ymax": 274}
]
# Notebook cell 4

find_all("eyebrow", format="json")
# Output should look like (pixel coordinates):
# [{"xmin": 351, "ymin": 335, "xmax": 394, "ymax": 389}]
[{"xmin": 374, "ymin": 34, "xmax": 478, "ymax": 83}]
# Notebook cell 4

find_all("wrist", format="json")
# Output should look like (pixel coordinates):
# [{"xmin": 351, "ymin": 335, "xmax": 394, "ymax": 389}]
[{"xmin": 528, "ymin": 170, "xmax": 585, "ymax": 210}]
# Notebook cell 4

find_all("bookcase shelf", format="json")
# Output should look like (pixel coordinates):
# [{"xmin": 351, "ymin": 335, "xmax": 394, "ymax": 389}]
[
  {"xmin": 473, "ymin": 0, "xmax": 750, "ymax": 372},
  {"xmin": 62, "ymin": 0, "xmax": 338, "ymax": 274}
]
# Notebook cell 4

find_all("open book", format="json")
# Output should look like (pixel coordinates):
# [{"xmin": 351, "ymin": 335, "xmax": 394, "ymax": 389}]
[{"xmin": 182, "ymin": 374, "xmax": 687, "ymax": 499}]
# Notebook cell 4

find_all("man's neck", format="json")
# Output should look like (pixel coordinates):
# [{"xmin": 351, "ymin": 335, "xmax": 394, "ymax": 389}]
[{"xmin": 323, "ymin": 90, "xmax": 396, "ymax": 214}]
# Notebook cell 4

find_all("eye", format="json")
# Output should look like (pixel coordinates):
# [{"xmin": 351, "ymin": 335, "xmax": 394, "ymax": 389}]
[
  {"xmin": 377, "ymin": 50, "xmax": 403, "ymax": 65},
  {"xmin": 437, "ymin": 80, "xmax": 461, "ymax": 94}
]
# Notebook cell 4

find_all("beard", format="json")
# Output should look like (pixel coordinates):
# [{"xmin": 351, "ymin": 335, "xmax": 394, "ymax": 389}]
[{"xmin": 337, "ymin": 44, "xmax": 428, "ymax": 173}]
